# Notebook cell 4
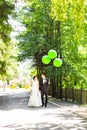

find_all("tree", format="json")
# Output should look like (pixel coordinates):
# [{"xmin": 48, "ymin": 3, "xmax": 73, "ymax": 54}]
[
  {"xmin": 17, "ymin": 0, "xmax": 87, "ymax": 98},
  {"xmin": 0, "ymin": 0, "xmax": 18, "ymax": 81},
  {"xmin": 50, "ymin": 0, "xmax": 87, "ymax": 96}
]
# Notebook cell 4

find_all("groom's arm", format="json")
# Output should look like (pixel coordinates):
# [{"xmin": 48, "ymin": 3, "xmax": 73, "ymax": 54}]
[{"xmin": 39, "ymin": 79, "xmax": 42, "ymax": 90}]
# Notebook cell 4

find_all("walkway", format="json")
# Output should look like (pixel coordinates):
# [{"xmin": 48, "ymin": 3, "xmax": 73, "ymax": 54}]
[{"xmin": 0, "ymin": 88, "xmax": 87, "ymax": 130}]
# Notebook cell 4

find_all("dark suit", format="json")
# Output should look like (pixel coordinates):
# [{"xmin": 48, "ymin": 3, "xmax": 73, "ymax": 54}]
[{"xmin": 39, "ymin": 78, "xmax": 48, "ymax": 106}]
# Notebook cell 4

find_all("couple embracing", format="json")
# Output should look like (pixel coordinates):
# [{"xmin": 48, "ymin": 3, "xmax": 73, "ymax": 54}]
[{"xmin": 28, "ymin": 73, "xmax": 49, "ymax": 107}]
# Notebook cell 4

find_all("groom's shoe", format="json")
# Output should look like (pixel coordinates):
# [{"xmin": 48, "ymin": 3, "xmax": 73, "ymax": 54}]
[{"xmin": 45, "ymin": 104, "xmax": 47, "ymax": 107}]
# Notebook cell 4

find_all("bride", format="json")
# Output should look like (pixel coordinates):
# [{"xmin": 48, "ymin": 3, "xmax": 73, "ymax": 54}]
[{"xmin": 28, "ymin": 75, "xmax": 42, "ymax": 107}]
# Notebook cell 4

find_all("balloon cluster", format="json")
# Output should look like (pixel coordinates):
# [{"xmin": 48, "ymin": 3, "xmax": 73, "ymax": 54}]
[{"xmin": 42, "ymin": 50, "xmax": 62, "ymax": 67}]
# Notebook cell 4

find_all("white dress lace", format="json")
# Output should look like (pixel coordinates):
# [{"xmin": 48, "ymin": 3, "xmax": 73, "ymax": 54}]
[{"xmin": 28, "ymin": 80, "xmax": 42, "ymax": 107}]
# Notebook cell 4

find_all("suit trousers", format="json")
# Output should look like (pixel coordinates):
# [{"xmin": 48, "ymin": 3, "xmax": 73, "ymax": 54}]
[{"xmin": 41, "ymin": 91, "xmax": 48, "ymax": 106}]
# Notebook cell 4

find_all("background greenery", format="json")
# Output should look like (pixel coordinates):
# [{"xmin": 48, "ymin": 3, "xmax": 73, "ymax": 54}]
[{"xmin": 0, "ymin": 0, "xmax": 87, "ymax": 98}]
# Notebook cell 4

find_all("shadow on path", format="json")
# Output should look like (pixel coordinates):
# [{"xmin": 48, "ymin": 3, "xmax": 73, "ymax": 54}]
[{"xmin": 0, "ymin": 90, "xmax": 87, "ymax": 130}]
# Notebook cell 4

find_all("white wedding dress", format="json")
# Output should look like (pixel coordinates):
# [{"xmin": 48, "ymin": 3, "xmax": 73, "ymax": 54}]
[{"xmin": 28, "ymin": 80, "xmax": 42, "ymax": 107}]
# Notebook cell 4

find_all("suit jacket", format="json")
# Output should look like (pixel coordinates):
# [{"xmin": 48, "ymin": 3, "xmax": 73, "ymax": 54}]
[{"xmin": 39, "ymin": 78, "xmax": 48, "ymax": 93}]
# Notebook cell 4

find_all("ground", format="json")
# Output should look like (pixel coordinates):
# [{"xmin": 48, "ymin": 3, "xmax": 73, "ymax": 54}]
[{"xmin": 0, "ymin": 88, "xmax": 87, "ymax": 130}]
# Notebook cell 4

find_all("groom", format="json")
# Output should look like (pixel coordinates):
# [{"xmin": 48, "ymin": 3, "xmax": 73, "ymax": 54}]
[{"xmin": 39, "ymin": 73, "xmax": 49, "ymax": 107}]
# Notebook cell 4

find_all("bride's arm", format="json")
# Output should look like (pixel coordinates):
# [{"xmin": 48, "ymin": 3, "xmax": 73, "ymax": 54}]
[
  {"xmin": 29, "ymin": 79, "xmax": 32, "ymax": 86},
  {"xmin": 37, "ymin": 81, "xmax": 41, "ymax": 92},
  {"xmin": 29, "ymin": 79, "xmax": 33, "ymax": 92}
]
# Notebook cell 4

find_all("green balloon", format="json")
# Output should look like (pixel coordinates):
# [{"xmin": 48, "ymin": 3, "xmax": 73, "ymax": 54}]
[
  {"xmin": 42, "ymin": 55, "xmax": 51, "ymax": 64},
  {"xmin": 48, "ymin": 50, "xmax": 57, "ymax": 59},
  {"xmin": 53, "ymin": 58, "xmax": 62, "ymax": 67}
]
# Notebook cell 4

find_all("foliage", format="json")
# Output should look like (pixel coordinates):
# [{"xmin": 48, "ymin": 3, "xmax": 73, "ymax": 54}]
[
  {"xmin": 17, "ymin": 0, "xmax": 87, "ymax": 97},
  {"xmin": 50, "ymin": 0, "xmax": 87, "ymax": 90},
  {"xmin": 0, "ymin": 0, "xmax": 18, "ymax": 80}
]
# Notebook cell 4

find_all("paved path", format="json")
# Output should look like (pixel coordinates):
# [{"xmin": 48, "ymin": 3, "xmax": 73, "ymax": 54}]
[{"xmin": 0, "ymin": 88, "xmax": 87, "ymax": 130}]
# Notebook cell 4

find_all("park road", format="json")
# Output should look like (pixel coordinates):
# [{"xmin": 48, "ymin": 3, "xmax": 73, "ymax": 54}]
[{"xmin": 0, "ymin": 88, "xmax": 87, "ymax": 130}]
